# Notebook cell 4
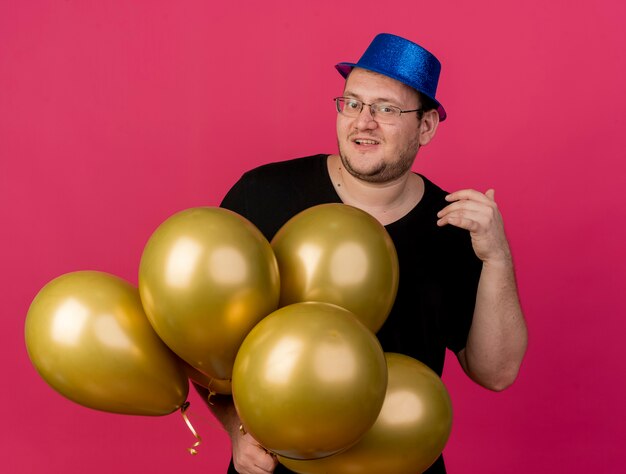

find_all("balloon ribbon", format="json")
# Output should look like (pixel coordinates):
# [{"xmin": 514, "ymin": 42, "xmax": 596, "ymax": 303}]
[
  {"xmin": 206, "ymin": 382, "xmax": 217, "ymax": 405},
  {"xmin": 181, "ymin": 402, "xmax": 202, "ymax": 455}
]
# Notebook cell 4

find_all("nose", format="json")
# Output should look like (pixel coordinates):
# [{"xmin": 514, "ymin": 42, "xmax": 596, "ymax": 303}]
[{"xmin": 355, "ymin": 104, "xmax": 378, "ymax": 130}]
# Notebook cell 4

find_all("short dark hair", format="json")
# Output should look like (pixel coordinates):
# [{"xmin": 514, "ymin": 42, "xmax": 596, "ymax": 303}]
[{"xmin": 417, "ymin": 92, "xmax": 438, "ymax": 119}]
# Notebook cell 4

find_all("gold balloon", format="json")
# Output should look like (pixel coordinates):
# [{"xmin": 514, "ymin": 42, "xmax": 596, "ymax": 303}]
[
  {"xmin": 183, "ymin": 362, "xmax": 232, "ymax": 395},
  {"xmin": 232, "ymin": 302, "xmax": 388, "ymax": 460},
  {"xmin": 24, "ymin": 271, "xmax": 189, "ymax": 416},
  {"xmin": 280, "ymin": 353, "xmax": 453, "ymax": 474},
  {"xmin": 138, "ymin": 207, "xmax": 280, "ymax": 380},
  {"xmin": 271, "ymin": 204, "xmax": 399, "ymax": 333}
]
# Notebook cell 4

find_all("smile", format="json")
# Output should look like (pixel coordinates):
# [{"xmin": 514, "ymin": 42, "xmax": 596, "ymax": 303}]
[{"xmin": 354, "ymin": 138, "xmax": 380, "ymax": 145}]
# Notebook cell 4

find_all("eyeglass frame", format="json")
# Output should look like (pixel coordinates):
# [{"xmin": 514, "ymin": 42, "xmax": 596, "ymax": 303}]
[{"xmin": 333, "ymin": 97, "xmax": 423, "ymax": 122}]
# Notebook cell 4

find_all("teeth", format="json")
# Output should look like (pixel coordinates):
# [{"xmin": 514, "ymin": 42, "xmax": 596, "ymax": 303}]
[{"xmin": 356, "ymin": 139, "xmax": 378, "ymax": 145}]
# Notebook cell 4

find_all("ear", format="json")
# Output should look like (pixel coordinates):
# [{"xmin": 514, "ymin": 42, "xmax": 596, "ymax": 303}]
[{"xmin": 418, "ymin": 109, "xmax": 439, "ymax": 146}]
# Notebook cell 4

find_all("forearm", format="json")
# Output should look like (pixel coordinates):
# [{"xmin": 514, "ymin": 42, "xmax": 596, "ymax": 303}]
[
  {"xmin": 193, "ymin": 383, "xmax": 240, "ymax": 437},
  {"xmin": 193, "ymin": 383, "xmax": 279, "ymax": 473},
  {"xmin": 460, "ymin": 258, "xmax": 528, "ymax": 391}
]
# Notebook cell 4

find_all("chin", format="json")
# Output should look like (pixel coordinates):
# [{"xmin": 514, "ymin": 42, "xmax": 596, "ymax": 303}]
[
  {"xmin": 340, "ymin": 153, "xmax": 378, "ymax": 177},
  {"xmin": 341, "ymin": 153, "xmax": 411, "ymax": 184},
  {"xmin": 347, "ymin": 163, "xmax": 395, "ymax": 183}
]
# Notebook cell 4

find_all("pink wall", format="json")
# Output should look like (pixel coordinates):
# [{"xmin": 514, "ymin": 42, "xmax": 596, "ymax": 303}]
[{"xmin": 2, "ymin": 1, "xmax": 625, "ymax": 472}]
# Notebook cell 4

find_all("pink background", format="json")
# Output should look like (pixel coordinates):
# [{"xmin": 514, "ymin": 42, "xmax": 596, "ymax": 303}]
[{"xmin": 2, "ymin": 1, "xmax": 625, "ymax": 472}]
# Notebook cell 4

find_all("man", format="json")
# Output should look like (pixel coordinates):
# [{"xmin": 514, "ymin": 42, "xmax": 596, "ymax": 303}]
[{"xmin": 198, "ymin": 33, "xmax": 528, "ymax": 473}]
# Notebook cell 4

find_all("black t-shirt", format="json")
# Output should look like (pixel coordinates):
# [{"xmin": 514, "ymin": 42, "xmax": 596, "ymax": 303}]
[
  {"xmin": 221, "ymin": 154, "xmax": 481, "ymax": 375},
  {"xmin": 222, "ymin": 154, "xmax": 482, "ymax": 474}
]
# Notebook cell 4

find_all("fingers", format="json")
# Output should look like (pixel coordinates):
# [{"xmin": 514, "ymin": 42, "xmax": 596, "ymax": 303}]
[
  {"xmin": 246, "ymin": 445, "xmax": 277, "ymax": 473},
  {"xmin": 232, "ymin": 432, "xmax": 278, "ymax": 474},
  {"xmin": 436, "ymin": 209, "xmax": 485, "ymax": 231},
  {"xmin": 438, "ymin": 188, "xmax": 511, "ymax": 264},
  {"xmin": 255, "ymin": 446, "xmax": 278, "ymax": 473},
  {"xmin": 437, "ymin": 190, "xmax": 500, "ymax": 230},
  {"xmin": 438, "ymin": 199, "xmax": 493, "ymax": 218},
  {"xmin": 445, "ymin": 188, "xmax": 495, "ymax": 204}
]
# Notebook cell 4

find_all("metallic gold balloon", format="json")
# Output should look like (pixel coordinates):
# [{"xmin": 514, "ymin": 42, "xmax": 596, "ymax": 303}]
[
  {"xmin": 280, "ymin": 353, "xmax": 453, "ymax": 474},
  {"xmin": 183, "ymin": 362, "xmax": 232, "ymax": 395},
  {"xmin": 271, "ymin": 204, "xmax": 398, "ymax": 333},
  {"xmin": 24, "ymin": 271, "xmax": 189, "ymax": 416},
  {"xmin": 232, "ymin": 302, "xmax": 388, "ymax": 460},
  {"xmin": 138, "ymin": 207, "xmax": 280, "ymax": 380}
]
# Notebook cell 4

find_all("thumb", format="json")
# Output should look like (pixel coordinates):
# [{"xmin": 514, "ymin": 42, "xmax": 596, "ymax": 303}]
[{"xmin": 486, "ymin": 188, "xmax": 495, "ymax": 201}]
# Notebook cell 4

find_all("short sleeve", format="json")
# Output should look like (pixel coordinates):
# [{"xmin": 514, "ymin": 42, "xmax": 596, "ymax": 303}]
[{"xmin": 220, "ymin": 174, "xmax": 249, "ymax": 215}]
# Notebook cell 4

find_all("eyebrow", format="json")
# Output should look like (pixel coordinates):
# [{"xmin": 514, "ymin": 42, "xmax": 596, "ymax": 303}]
[{"xmin": 342, "ymin": 90, "xmax": 402, "ymax": 105}]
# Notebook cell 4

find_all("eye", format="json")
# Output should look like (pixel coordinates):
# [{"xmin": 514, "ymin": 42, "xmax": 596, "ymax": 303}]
[
  {"xmin": 376, "ymin": 105, "xmax": 397, "ymax": 115},
  {"xmin": 345, "ymin": 99, "xmax": 361, "ymax": 110}
]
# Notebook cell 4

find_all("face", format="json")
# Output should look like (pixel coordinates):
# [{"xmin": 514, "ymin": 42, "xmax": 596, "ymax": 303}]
[{"xmin": 336, "ymin": 68, "xmax": 434, "ymax": 183}]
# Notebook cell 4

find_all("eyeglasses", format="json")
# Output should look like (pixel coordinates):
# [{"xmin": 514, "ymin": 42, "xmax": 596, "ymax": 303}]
[{"xmin": 334, "ymin": 97, "xmax": 422, "ymax": 123}]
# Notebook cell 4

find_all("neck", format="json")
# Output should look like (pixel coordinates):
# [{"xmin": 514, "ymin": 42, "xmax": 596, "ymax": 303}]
[{"xmin": 327, "ymin": 154, "xmax": 424, "ymax": 225}]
